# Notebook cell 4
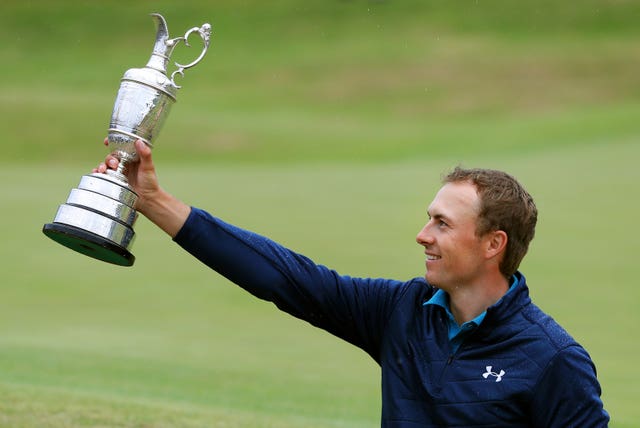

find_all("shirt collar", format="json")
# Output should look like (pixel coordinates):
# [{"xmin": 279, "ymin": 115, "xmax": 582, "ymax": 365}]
[{"xmin": 423, "ymin": 274, "xmax": 520, "ymax": 327}]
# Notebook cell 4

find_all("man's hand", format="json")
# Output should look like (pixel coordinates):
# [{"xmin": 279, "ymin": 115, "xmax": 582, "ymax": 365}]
[
  {"xmin": 94, "ymin": 139, "xmax": 160, "ymax": 216},
  {"xmin": 93, "ymin": 138, "xmax": 191, "ymax": 238}
]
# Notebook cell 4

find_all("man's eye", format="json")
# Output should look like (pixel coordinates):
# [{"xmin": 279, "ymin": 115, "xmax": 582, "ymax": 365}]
[{"xmin": 439, "ymin": 220, "xmax": 448, "ymax": 228}]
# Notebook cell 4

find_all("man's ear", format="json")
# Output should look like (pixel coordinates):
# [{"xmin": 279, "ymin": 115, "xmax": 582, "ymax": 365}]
[{"xmin": 485, "ymin": 230, "xmax": 508, "ymax": 260}]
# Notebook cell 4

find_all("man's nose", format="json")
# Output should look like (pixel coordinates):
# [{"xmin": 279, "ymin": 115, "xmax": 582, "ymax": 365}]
[{"xmin": 416, "ymin": 223, "xmax": 433, "ymax": 246}]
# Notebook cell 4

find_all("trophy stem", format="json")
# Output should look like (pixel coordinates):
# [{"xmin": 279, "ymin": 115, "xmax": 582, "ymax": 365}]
[
  {"xmin": 106, "ymin": 161, "xmax": 129, "ymax": 184},
  {"xmin": 105, "ymin": 149, "xmax": 137, "ymax": 184}
]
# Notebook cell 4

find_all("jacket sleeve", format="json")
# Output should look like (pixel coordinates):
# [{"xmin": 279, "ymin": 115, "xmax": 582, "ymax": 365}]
[
  {"xmin": 173, "ymin": 207, "xmax": 412, "ymax": 361},
  {"xmin": 530, "ymin": 345, "xmax": 609, "ymax": 427}
]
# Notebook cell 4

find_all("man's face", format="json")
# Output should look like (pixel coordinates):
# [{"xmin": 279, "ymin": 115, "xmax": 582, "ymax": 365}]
[{"xmin": 416, "ymin": 181, "xmax": 488, "ymax": 291}]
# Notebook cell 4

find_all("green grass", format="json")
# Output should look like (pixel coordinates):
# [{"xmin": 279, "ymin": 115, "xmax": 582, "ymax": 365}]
[
  {"xmin": 1, "ymin": 0, "xmax": 639, "ymax": 426},
  {"xmin": 2, "ymin": 141, "xmax": 640, "ymax": 426},
  {"xmin": 2, "ymin": 0, "xmax": 640, "ymax": 164}
]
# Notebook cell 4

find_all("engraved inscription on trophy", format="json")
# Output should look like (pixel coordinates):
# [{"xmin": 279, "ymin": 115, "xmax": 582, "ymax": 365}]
[{"xmin": 43, "ymin": 13, "xmax": 211, "ymax": 266}]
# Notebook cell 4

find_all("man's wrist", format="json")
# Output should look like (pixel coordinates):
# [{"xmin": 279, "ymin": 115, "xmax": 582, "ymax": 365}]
[{"xmin": 140, "ymin": 189, "xmax": 191, "ymax": 238}]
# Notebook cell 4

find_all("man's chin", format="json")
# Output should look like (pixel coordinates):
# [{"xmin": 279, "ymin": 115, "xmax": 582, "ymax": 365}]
[
  {"xmin": 424, "ymin": 272, "xmax": 437, "ymax": 286},
  {"xmin": 425, "ymin": 272, "xmax": 448, "ymax": 290}
]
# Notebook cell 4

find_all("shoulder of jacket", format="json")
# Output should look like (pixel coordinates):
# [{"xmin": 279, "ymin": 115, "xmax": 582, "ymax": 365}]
[
  {"xmin": 406, "ymin": 277, "xmax": 436, "ymax": 301},
  {"xmin": 520, "ymin": 303, "xmax": 579, "ymax": 352},
  {"xmin": 383, "ymin": 277, "xmax": 436, "ymax": 316}
]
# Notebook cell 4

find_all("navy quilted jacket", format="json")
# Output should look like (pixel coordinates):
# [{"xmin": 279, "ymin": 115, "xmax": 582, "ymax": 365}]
[{"xmin": 175, "ymin": 208, "xmax": 609, "ymax": 427}]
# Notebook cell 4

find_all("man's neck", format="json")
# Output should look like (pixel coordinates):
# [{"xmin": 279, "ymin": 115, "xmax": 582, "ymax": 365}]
[{"xmin": 448, "ymin": 275, "xmax": 510, "ymax": 325}]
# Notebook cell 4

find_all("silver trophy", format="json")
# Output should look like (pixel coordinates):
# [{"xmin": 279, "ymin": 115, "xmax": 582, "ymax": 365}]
[{"xmin": 43, "ymin": 13, "xmax": 211, "ymax": 266}]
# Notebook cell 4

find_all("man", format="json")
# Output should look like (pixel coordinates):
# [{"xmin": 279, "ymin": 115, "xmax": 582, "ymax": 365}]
[{"xmin": 96, "ymin": 139, "xmax": 609, "ymax": 427}]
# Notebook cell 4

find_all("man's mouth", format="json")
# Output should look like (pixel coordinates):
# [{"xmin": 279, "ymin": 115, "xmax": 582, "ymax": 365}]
[{"xmin": 426, "ymin": 254, "xmax": 441, "ymax": 261}]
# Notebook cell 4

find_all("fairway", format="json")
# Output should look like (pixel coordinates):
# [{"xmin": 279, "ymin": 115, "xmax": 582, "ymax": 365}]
[
  {"xmin": 1, "ymin": 1, "xmax": 639, "ymax": 426},
  {"xmin": 2, "ymin": 141, "xmax": 639, "ymax": 426}
]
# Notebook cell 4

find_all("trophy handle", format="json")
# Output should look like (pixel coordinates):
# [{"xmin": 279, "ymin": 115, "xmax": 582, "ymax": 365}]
[{"xmin": 168, "ymin": 23, "xmax": 212, "ymax": 88}]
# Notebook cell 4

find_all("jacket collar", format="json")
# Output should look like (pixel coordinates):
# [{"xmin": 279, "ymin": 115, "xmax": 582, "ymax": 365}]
[{"xmin": 484, "ymin": 271, "xmax": 531, "ymax": 323}]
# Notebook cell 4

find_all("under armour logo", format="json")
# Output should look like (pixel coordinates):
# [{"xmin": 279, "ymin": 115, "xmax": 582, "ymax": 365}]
[{"xmin": 482, "ymin": 365, "xmax": 505, "ymax": 382}]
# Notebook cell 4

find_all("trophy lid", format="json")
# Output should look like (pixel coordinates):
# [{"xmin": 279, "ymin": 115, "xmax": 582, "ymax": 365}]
[
  {"xmin": 120, "ymin": 13, "xmax": 211, "ymax": 98},
  {"xmin": 145, "ymin": 13, "xmax": 176, "ymax": 75}
]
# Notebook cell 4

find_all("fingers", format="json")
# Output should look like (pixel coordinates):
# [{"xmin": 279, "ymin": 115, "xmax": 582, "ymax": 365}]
[
  {"xmin": 94, "ymin": 138, "xmax": 150, "ymax": 174},
  {"xmin": 94, "ymin": 155, "xmax": 119, "ymax": 173},
  {"xmin": 93, "ymin": 163, "xmax": 107, "ymax": 174},
  {"xmin": 106, "ymin": 157, "xmax": 118, "ymax": 169},
  {"xmin": 93, "ymin": 159, "xmax": 116, "ymax": 174},
  {"xmin": 94, "ymin": 136, "xmax": 120, "ymax": 173}
]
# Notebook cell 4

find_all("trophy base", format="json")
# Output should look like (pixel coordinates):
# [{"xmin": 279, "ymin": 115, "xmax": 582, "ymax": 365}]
[
  {"xmin": 43, "ymin": 223, "xmax": 135, "ymax": 267},
  {"xmin": 43, "ymin": 173, "xmax": 138, "ymax": 267}
]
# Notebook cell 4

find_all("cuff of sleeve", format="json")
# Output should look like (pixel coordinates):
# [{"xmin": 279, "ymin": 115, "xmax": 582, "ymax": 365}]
[{"xmin": 173, "ymin": 206, "xmax": 203, "ymax": 245}]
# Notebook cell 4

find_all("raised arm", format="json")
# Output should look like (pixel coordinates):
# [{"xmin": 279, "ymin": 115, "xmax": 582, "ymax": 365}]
[
  {"xmin": 95, "ymin": 140, "xmax": 413, "ymax": 358},
  {"xmin": 173, "ymin": 207, "xmax": 413, "ymax": 359}
]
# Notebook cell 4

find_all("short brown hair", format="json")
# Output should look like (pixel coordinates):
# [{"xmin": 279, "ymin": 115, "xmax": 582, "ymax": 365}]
[{"xmin": 443, "ymin": 166, "xmax": 537, "ymax": 277}]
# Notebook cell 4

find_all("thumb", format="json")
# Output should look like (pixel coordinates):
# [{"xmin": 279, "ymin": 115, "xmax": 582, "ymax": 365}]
[{"xmin": 135, "ymin": 139, "xmax": 153, "ymax": 169}]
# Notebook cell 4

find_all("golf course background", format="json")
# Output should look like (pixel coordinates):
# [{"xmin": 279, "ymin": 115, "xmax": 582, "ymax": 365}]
[{"xmin": 1, "ymin": 0, "xmax": 638, "ymax": 426}]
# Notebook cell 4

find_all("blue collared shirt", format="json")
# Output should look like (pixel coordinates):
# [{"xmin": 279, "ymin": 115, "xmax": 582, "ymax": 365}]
[{"xmin": 423, "ymin": 276, "xmax": 519, "ymax": 353}]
